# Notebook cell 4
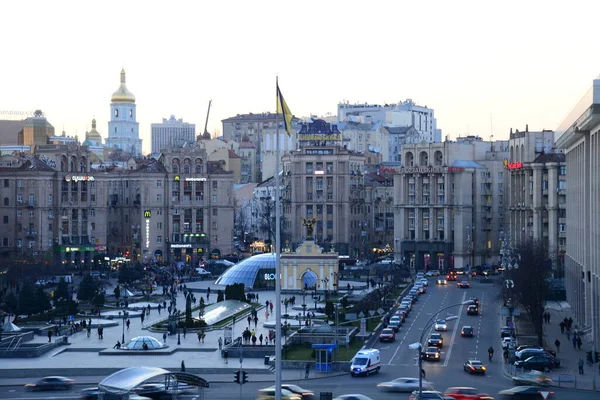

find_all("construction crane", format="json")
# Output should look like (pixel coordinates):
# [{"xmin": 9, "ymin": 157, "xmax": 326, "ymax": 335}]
[{"xmin": 202, "ymin": 100, "xmax": 212, "ymax": 139}]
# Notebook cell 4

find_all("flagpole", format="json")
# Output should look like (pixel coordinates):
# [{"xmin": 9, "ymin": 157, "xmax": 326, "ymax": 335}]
[{"xmin": 274, "ymin": 77, "xmax": 283, "ymax": 400}]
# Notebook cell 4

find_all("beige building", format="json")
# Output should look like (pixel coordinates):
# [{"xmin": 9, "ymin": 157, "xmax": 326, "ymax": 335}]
[
  {"xmin": 555, "ymin": 77, "xmax": 600, "ymax": 346},
  {"xmin": 394, "ymin": 137, "xmax": 508, "ymax": 272},
  {"xmin": 19, "ymin": 112, "xmax": 55, "ymax": 147},
  {"xmin": 281, "ymin": 240, "xmax": 339, "ymax": 291},
  {"xmin": 281, "ymin": 119, "xmax": 366, "ymax": 255},
  {"xmin": 506, "ymin": 128, "xmax": 566, "ymax": 260},
  {"xmin": 208, "ymin": 147, "xmax": 241, "ymax": 183}
]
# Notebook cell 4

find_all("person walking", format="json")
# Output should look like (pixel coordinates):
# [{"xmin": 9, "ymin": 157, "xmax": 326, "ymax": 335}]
[
  {"xmin": 253, "ymin": 316, "xmax": 259, "ymax": 328},
  {"xmin": 181, "ymin": 360, "xmax": 186, "ymax": 372},
  {"xmin": 269, "ymin": 301, "xmax": 274, "ymax": 314},
  {"xmin": 251, "ymin": 334, "xmax": 257, "ymax": 346},
  {"xmin": 566, "ymin": 329, "xmax": 571, "ymax": 341},
  {"xmin": 247, "ymin": 315, "xmax": 252, "ymax": 327},
  {"xmin": 577, "ymin": 335, "xmax": 582, "ymax": 350},
  {"xmin": 555, "ymin": 338, "xmax": 561, "ymax": 353},
  {"xmin": 305, "ymin": 362, "xmax": 310, "ymax": 379},
  {"xmin": 126, "ymin": 319, "xmax": 130, "ymax": 330},
  {"xmin": 197, "ymin": 331, "xmax": 202, "ymax": 342},
  {"xmin": 163, "ymin": 332, "xmax": 168, "ymax": 343},
  {"xmin": 572, "ymin": 334, "xmax": 577, "ymax": 349},
  {"xmin": 578, "ymin": 358, "xmax": 584, "ymax": 374},
  {"xmin": 560, "ymin": 321, "xmax": 565, "ymax": 334},
  {"xmin": 218, "ymin": 337, "xmax": 223, "ymax": 351},
  {"xmin": 259, "ymin": 333, "xmax": 263, "ymax": 346},
  {"xmin": 183, "ymin": 326, "xmax": 187, "ymax": 338}
]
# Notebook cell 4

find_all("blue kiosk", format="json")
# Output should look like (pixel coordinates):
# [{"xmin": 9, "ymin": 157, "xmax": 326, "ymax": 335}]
[{"xmin": 311, "ymin": 343, "xmax": 337, "ymax": 372}]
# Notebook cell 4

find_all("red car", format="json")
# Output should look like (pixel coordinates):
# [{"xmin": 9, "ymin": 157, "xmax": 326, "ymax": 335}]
[
  {"xmin": 379, "ymin": 328, "xmax": 395, "ymax": 342},
  {"xmin": 444, "ymin": 387, "xmax": 493, "ymax": 400},
  {"xmin": 458, "ymin": 281, "xmax": 470, "ymax": 288}
]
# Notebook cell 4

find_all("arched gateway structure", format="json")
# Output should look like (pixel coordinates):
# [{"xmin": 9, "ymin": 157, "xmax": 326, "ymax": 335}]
[{"xmin": 98, "ymin": 366, "xmax": 209, "ymax": 399}]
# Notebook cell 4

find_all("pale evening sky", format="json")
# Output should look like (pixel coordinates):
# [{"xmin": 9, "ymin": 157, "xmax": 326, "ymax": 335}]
[{"xmin": 1, "ymin": 0, "xmax": 600, "ymax": 154}]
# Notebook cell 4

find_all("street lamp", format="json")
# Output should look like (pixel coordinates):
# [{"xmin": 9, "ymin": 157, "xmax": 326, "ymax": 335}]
[
  {"xmin": 409, "ymin": 300, "xmax": 474, "ymax": 398},
  {"xmin": 121, "ymin": 311, "xmax": 128, "ymax": 344}
]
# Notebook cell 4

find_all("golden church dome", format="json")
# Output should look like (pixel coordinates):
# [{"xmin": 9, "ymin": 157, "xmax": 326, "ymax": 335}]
[
  {"xmin": 111, "ymin": 69, "xmax": 136, "ymax": 103},
  {"xmin": 86, "ymin": 119, "xmax": 102, "ymax": 141}
]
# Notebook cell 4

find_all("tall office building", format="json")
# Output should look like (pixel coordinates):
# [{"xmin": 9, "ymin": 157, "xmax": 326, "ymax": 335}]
[
  {"xmin": 105, "ymin": 69, "xmax": 142, "ymax": 156},
  {"xmin": 151, "ymin": 115, "xmax": 196, "ymax": 154}
]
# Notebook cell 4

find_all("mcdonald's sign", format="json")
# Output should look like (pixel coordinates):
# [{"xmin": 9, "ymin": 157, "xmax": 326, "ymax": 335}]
[{"xmin": 144, "ymin": 210, "xmax": 152, "ymax": 219}]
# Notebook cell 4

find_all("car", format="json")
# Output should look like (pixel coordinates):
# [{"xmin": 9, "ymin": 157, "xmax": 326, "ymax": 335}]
[
  {"xmin": 422, "ymin": 346, "xmax": 441, "ymax": 361},
  {"xmin": 463, "ymin": 360, "xmax": 487, "ymax": 375},
  {"xmin": 434, "ymin": 320, "xmax": 448, "ymax": 331},
  {"xmin": 426, "ymin": 270, "xmax": 441, "ymax": 277},
  {"xmin": 469, "ymin": 297, "xmax": 480, "ymax": 306},
  {"xmin": 194, "ymin": 267, "xmax": 212, "ymax": 277},
  {"xmin": 276, "ymin": 385, "xmax": 315, "ymax": 400},
  {"xmin": 502, "ymin": 337, "xmax": 515, "ymax": 349},
  {"xmin": 395, "ymin": 310, "xmax": 407, "ymax": 322},
  {"xmin": 420, "ymin": 278, "xmax": 429, "ymax": 287},
  {"xmin": 466, "ymin": 305, "xmax": 479, "ymax": 315},
  {"xmin": 409, "ymin": 390, "xmax": 448, "ymax": 400},
  {"xmin": 409, "ymin": 289, "xmax": 419, "ymax": 298},
  {"xmin": 511, "ymin": 370, "xmax": 552, "ymax": 387},
  {"xmin": 80, "ymin": 387, "xmax": 101, "ymax": 400},
  {"xmin": 461, "ymin": 326, "xmax": 475, "ymax": 337},
  {"xmin": 377, "ymin": 377, "xmax": 434, "ymax": 392},
  {"xmin": 401, "ymin": 301, "xmax": 412, "ymax": 311},
  {"xmin": 428, "ymin": 333, "xmax": 444, "ymax": 347},
  {"xmin": 444, "ymin": 387, "xmax": 494, "ymax": 400},
  {"xmin": 458, "ymin": 281, "xmax": 470, "ymax": 288},
  {"xmin": 388, "ymin": 321, "xmax": 401, "ymax": 333},
  {"xmin": 437, "ymin": 277, "xmax": 448, "ymax": 285},
  {"xmin": 333, "ymin": 395, "xmax": 375, "ymax": 400},
  {"xmin": 515, "ymin": 347, "xmax": 557, "ymax": 359},
  {"xmin": 447, "ymin": 273, "xmax": 458, "ymax": 281},
  {"xmin": 416, "ymin": 285, "xmax": 426, "ymax": 294},
  {"xmin": 257, "ymin": 387, "xmax": 303, "ymax": 400},
  {"xmin": 417, "ymin": 272, "xmax": 426, "ymax": 279},
  {"xmin": 25, "ymin": 376, "xmax": 75, "ymax": 391},
  {"xmin": 498, "ymin": 386, "xmax": 555, "ymax": 399},
  {"xmin": 501, "ymin": 326, "xmax": 512, "ymax": 338},
  {"xmin": 380, "ymin": 328, "xmax": 396, "ymax": 342},
  {"xmin": 514, "ymin": 355, "xmax": 560, "ymax": 372}
]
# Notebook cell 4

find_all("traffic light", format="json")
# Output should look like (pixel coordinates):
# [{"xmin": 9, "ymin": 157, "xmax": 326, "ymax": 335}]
[
  {"xmin": 234, "ymin": 370, "xmax": 240, "ymax": 384},
  {"xmin": 242, "ymin": 371, "xmax": 248, "ymax": 384}
]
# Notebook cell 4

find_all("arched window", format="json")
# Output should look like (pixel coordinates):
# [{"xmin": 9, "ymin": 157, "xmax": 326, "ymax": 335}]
[
  {"xmin": 405, "ymin": 151, "xmax": 414, "ymax": 167},
  {"xmin": 183, "ymin": 164, "xmax": 190, "ymax": 174},
  {"xmin": 172, "ymin": 163, "xmax": 179, "ymax": 173},
  {"xmin": 114, "ymin": 109, "xmax": 119, "ymax": 118},
  {"xmin": 195, "ymin": 164, "xmax": 202, "ymax": 174},
  {"xmin": 419, "ymin": 151, "xmax": 428, "ymax": 166},
  {"xmin": 302, "ymin": 270, "xmax": 318, "ymax": 290}
]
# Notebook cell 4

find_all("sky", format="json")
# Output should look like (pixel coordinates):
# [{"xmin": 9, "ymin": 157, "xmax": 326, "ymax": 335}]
[{"xmin": 2, "ymin": 0, "xmax": 600, "ymax": 154}]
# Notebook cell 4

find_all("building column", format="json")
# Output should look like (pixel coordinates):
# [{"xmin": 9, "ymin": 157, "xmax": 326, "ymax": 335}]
[
  {"xmin": 283, "ymin": 260, "xmax": 288, "ymax": 290},
  {"xmin": 547, "ymin": 163, "xmax": 559, "ymax": 250},
  {"xmin": 293, "ymin": 263, "xmax": 298, "ymax": 289}
]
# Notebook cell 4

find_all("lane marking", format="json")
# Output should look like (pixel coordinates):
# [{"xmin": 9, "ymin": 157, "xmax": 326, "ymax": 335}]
[{"xmin": 443, "ymin": 291, "xmax": 466, "ymax": 367}]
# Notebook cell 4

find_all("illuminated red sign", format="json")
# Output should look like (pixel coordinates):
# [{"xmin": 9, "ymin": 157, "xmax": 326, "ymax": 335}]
[{"xmin": 503, "ymin": 158, "xmax": 523, "ymax": 170}]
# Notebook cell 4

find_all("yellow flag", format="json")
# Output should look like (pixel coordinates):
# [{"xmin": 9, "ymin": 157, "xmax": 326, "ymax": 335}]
[{"xmin": 276, "ymin": 80, "xmax": 293, "ymax": 136}]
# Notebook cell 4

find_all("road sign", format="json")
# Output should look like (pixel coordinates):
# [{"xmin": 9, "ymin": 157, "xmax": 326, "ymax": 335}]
[
  {"xmin": 377, "ymin": 308, "xmax": 385, "ymax": 315},
  {"xmin": 540, "ymin": 391, "xmax": 550, "ymax": 400},
  {"xmin": 368, "ymin": 310, "xmax": 376, "ymax": 317},
  {"xmin": 358, "ymin": 311, "xmax": 365, "ymax": 318},
  {"xmin": 360, "ymin": 318, "xmax": 367, "ymax": 335}
]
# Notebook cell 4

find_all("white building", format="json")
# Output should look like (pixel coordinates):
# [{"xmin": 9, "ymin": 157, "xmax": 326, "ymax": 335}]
[
  {"xmin": 105, "ymin": 70, "xmax": 142, "ymax": 156},
  {"xmin": 151, "ymin": 115, "xmax": 196, "ymax": 155},
  {"xmin": 337, "ymin": 99, "xmax": 441, "ymax": 142}
]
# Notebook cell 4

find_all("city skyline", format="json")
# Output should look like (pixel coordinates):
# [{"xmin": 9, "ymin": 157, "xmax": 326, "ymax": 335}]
[{"xmin": 2, "ymin": 1, "xmax": 600, "ymax": 154}]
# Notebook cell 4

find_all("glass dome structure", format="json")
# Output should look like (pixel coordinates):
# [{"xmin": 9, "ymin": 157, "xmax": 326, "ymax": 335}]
[
  {"xmin": 215, "ymin": 253, "xmax": 276, "ymax": 289},
  {"xmin": 302, "ymin": 270, "xmax": 318, "ymax": 289},
  {"xmin": 124, "ymin": 336, "xmax": 166, "ymax": 350}
]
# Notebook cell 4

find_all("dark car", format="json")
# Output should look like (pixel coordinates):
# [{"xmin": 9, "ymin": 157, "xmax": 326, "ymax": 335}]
[
  {"xmin": 25, "ymin": 376, "xmax": 75, "ymax": 391},
  {"xmin": 447, "ymin": 274, "xmax": 457, "ymax": 281},
  {"xmin": 498, "ymin": 386, "xmax": 555, "ymax": 399},
  {"xmin": 514, "ymin": 355, "xmax": 560, "ymax": 372},
  {"xmin": 80, "ymin": 387, "xmax": 121, "ymax": 400},
  {"xmin": 501, "ymin": 326, "xmax": 512, "ymax": 338},
  {"xmin": 469, "ymin": 297, "xmax": 480, "ymax": 307},
  {"xmin": 380, "ymin": 328, "xmax": 396, "ymax": 342},
  {"xmin": 280, "ymin": 384, "xmax": 316, "ymax": 400},
  {"xmin": 463, "ymin": 359, "xmax": 486, "ymax": 375},
  {"xmin": 458, "ymin": 281, "xmax": 470, "ymax": 288},
  {"xmin": 461, "ymin": 326, "xmax": 475, "ymax": 337},
  {"xmin": 428, "ymin": 333, "xmax": 444, "ymax": 348},
  {"xmin": 422, "ymin": 346, "xmax": 441, "ymax": 362},
  {"xmin": 466, "ymin": 305, "xmax": 479, "ymax": 315}
]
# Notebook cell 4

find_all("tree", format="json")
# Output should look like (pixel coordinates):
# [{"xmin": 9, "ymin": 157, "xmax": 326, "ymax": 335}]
[
  {"xmin": 509, "ymin": 238, "xmax": 553, "ymax": 346},
  {"xmin": 325, "ymin": 300, "xmax": 335, "ymax": 319},
  {"xmin": 54, "ymin": 278, "xmax": 70, "ymax": 302},
  {"xmin": 185, "ymin": 293, "xmax": 192, "ymax": 324},
  {"xmin": 78, "ymin": 275, "xmax": 98, "ymax": 301},
  {"xmin": 92, "ymin": 292, "xmax": 105, "ymax": 308},
  {"xmin": 216, "ymin": 289, "xmax": 224, "ymax": 303},
  {"xmin": 18, "ymin": 282, "xmax": 37, "ymax": 315},
  {"xmin": 3, "ymin": 292, "xmax": 18, "ymax": 315},
  {"xmin": 34, "ymin": 287, "xmax": 52, "ymax": 313}
]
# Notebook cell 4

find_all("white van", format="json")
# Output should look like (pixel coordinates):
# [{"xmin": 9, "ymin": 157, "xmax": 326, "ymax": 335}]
[{"xmin": 350, "ymin": 349, "xmax": 381, "ymax": 376}]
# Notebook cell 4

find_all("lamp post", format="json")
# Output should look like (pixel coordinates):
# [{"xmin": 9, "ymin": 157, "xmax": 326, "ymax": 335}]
[
  {"xmin": 409, "ymin": 300, "xmax": 475, "ymax": 397},
  {"xmin": 121, "ymin": 311, "xmax": 128, "ymax": 344},
  {"xmin": 500, "ymin": 233, "xmax": 519, "ymax": 341}
]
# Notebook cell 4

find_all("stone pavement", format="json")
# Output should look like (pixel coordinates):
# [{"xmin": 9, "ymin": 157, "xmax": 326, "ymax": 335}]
[{"xmin": 0, "ymin": 278, "xmax": 365, "ymax": 378}]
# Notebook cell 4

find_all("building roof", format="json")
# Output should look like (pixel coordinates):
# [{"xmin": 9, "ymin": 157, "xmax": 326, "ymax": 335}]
[
  {"xmin": 135, "ymin": 159, "xmax": 167, "ymax": 173},
  {"xmin": 384, "ymin": 126, "xmax": 414, "ymax": 135},
  {"xmin": 451, "ymin": 160, "xmax": 485, "ymax": 169},
  {"xmin": 532, "ymin": 152, "xmax": 565, "ymax": 164},
  {"xmin": 228, "ymin": 149, "xmax": 240, "ymax": 158},
  {"xmin": 206, "ymin": 160, "xmax": 231, "ymax": 174},
  {"xmin": 221, "ymin": 112, "xmax": 300, "ymax": 123},
  {"xmin": 111, "ymin": 69, "xmax": 136, "ymax": 104},
  {"xmin": 86, "ymin": 119, "xmax": 102, "ymax": 141},
  {"xmin": 239, "ymin": 136, "xmax": 255, "ymax": 149}
]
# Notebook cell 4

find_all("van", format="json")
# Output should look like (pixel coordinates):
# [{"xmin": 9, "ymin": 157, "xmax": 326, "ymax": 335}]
[{"xmin": 350, "ymin": 349, "xmax": 380, "ymax": 376}]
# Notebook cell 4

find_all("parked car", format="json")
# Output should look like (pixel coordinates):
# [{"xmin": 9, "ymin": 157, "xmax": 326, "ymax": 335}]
[
  {"xmin": 377, "ymin": 377, "xmax": 434, "ymax": 392},
  {"xmin": 408, "ymin": 390, "xmax": 448, "ymax": 400},
  {"xmin": 434, "ymin": 320, "xmax": 448, "ymax": 331},
  {"xmin": 25, "ymin": 376, "xmax": 75, "ymax": 391},
  {"xmin": 514, "ymin": 355, "xmax": 560, "ymax": 372},
  {"xmin": 461, "ymin": 326, "xmax": 475, "ymax": 337},
  {"xmin": 380, "ymin": 328, "xmax": 396, "ymax": 342},
  {"xmin": 516, "ymin": 347, "xmax": 557, "ymax": 359},
  {"xmin": 498, "ymin": 386, "xmax": 555, "ymax": 399},
  {"xmin": 444, "ymin": 387, "xmax": 493, "ymax": 400},
  {"xmin": 466, "ymin": 305, "xmax": 479, "ymax": 315},
  {"xmin": 501, "ymin": 326, "xmax": 512, "ymax": 338},
  {"xmin": 463, "ymin": 360, "xmax": 487, "ymax": 375},
  {"xmin": 420, "ymin": 278, "xmax": 429, "ymax": 287}
]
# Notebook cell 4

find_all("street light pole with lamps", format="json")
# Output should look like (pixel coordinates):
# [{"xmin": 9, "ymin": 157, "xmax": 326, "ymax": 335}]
[{"xmin": 409, "ymin": 300, "xmax": 475, "ymax": 398}]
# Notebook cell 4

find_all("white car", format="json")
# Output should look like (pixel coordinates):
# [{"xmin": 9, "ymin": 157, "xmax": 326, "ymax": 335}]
[
  {"xmin": 436, "ymin": 277, "xmax": 447, "ymax": 285},
  {"xmin": 426, "ymin": 270, "xmax": 441, "ymax": 277},
  {"xmin": 420, "ymin": 278, "xmax": 429, "ymax": 287},
  {"xmin": 194, "ymin": 268, "xmax": 212, "ymax": 277},
  {"xmin": 502, "ymin": 337, "xmax": 514, "ymax": 349},
  {"xmin": 434, "ymin": 320, "xmax": 448, "ymax": 331},
  {"xmin": 334, "ymin": 395, "xmax": 375, "ymax": 400},
  {"xmin": 377, "ymin": 377, "xmax": 434, "ymax": 392}
]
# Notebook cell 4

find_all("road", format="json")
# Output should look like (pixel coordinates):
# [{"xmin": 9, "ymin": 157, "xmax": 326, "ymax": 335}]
[{"xmin": 0, "ymin": 277, "xmax": 591, "ymax": 399}]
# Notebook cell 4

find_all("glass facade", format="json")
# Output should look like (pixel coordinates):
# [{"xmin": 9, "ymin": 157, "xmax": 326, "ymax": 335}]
[
  {"xmin": 125, "ymin": 336, "xmax": 165, "ymax": 350},
  {"xmin": 303, "ymin": 270, "xmax": 317, "ymax": 289},
  {"xmin": 215, "ymin": 253, "xmax": 276, "ymax": 289}
]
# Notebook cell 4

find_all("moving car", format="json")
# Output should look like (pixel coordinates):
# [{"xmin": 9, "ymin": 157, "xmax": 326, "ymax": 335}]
[
  {"xmin": 511, "ymin": 370, "xmax": 552, "ymax": 386},
  {"xmin": 257, "ymin": 387, "xmax": 302, "ymax": 400},
  {"xmin": 444, "ymin": 387, "xmax": 494, "ymax": 400},
  {"xmin": 408, "ymin": 390, "xmax": 447, "ymax": 400},
  {"xmin": 447, "ymin": 273, "xmax": 458, "ymax": 281},
  {"xmin": 428, "ymin": 333, "xmax": 444, "ymax": 347},
  {"xmin": 461, "ymin": 326, "xmax": 475, "ymax": 337},
  {"xmin": 463, "ymin": 360, "xmax": 487, "ymax": 375},
  {"xmin": 434, "ymin": 319, "xmax": 448, "ymax": 331},
  {"xmin": 350, "ymin": 349, "xmax": 381, "ymax": 376},
  {"xmin": 261, "ymin": 385, "xmax": 315, "ymax": 400},
  {"xmin": 466, "ymin": 305, "xmax": 479, "ymax": 315},
  {"xmin": 437, "ymin": 277, "xmax": 448, "ymax": 285},
  {"xmin": 498, "ymin": 386, "xmax": 555, "ymax": 399},
  {"xmin": 469, "ymin": 297, "xmax": 480, "ymax": 306},
  {"xmin": 422, "ymin": 346, "xmax": 441, "ymax": 361},
  {"xmin": 514, "ymin": 355, "xmax": 560, "ymax": 372},
  {"xmin": 379, "ymin": 328, "xmax": 396, "ymax": 342},
  {"xmin": 458, "ymin": 281, "xmax": 470, "ymax": 288},
  {"xmin": 377, "ymin": 377, "xmax": 434, "ymax": 392},
  {"xmin": 426, "ymin": 270, "xmax": 441, "ymax": 277},
  {"xmin": 25, "ymin": 376, "xmax": 75, "ymax": 391},
  {"xmin": 333, "ymin": 395, "xmax": 375, "ymax": 400}
]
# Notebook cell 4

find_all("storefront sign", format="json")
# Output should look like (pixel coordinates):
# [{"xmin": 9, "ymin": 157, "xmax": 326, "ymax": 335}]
[
  {"xmin": 264, "ymin": 273, "xmax": 276, "ymax": 281},
  {"xmin": 299, "ymin": 134, "xmax": 341, "ymax": 142},
  {"xmin": 174, "ymin": 175, "xmax": 180, "ymax": 181},
  {"xmin": 305, "ymin": 149, "xmax": 333, "ymax": 155},
  {"xmin": 95, "ymin": 245, "xmax": 107, "ymax": 252},
  {"xmin": 447, "ymin": 167, "xmax": 465, "ymax": 173},
  {"xmin": 185, "ymin": 177, "xmax": 207, "ymax": 181},
  {"xmin": 401, "ymin": 166, "xmax": 447, "ymax": 174},
  {"xmin": 145, "ymin": 219, "xmax": 150, "ymax": 249},
  {"xmin": 144, "ymin": 210, "xmax": 152, "ymax": 219},
  {"xmin": 503, "ymin": 158, "xmax": 523, "ymax": 170},
  {"xmin": 65, "ymin": 175, "xmax": 95, "ymax": 182},
  {"xmin": 170, "ymin": 243, "xmax": 193, "ymax": 249},
  {"xmin": 56, "ymin": 246, "xmax": 95, "ymax": 252}
]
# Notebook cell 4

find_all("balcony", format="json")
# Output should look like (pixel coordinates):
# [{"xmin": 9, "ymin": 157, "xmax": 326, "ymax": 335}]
[
  {"xmin": 27, "ymin": 201, "xmax": 35, "ymax": 208},
  {"xmin": 25, "ymin": 229, "xmax": 37, "ymax": 237}
]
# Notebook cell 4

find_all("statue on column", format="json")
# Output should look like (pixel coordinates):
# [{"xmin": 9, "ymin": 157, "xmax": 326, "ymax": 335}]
[{"xmin": 300, "ymin": 217, "xmax": 317, "ymax": 240}]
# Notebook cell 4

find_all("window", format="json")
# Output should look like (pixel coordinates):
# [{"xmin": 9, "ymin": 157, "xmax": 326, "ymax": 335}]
[
  {"xmin": 212, "ymin": 208, "xmax": 218, "ymax": 216},
  {"xmin": 1, "ymin": 237, "xmax": 7, "ymax": 247},
  {"xmin": 16, "ymin": 239, "xmax": 22, "ymax": 248},
  {"xmin": 91, "ymin": 223, "xmax": 96, "ymax": 230},
  {"xmin": 16, "ymin": 210, "xmax": 22, "ymax": 217},
  {"xmin": 129, "ymin": 109, "xmax": 133, "ymax": 118},
  {"xmin": 3, "ymin": 179, "xmax": 8, "ymax": 187},
  {"xmin": 212, "ymin": 235, "xmax": 218, "ymax": 243},
  {"xmin": 28, "ymin": 210, "xmax": 34, "ymax": 217},
  {"xmin": 3, "ymin": 198, "xmax": 7, "ymax": 206},
  {"xmin": 2, "ymin": 216, "xmax": 7, "ymax": 224},
  {"xmin": 48, "ymin": 194, "xmax": 53, "ymax": 204},
  {"xmin": 559, "ymin": 224, "xmax": 566, "ymax": 233},
  {"xmin": 17, "ymin": 180, "xmax": 23, "ymax": 188},
  {"xmin": 212, "ymin": 195, "xmax": 217, "ymax": 203},
  {"xmin": 327, "ymin": 205, "xmax": 333, "ymax": 214},
  {"xmin": 212, "ymin": 222, "xmax": 218, "ymax": 230},
  {"xmin": 114, "ymin": 109, "xmax": 119, "ymax": 117},
  {"xmin": 306, "ymin": 163, "xmax": 313, "ymax": 173},
  {"xmin": 326, "ymin": 162, "xmax": 333, "ymax": 173},
  {"xmin": 157, "ymin": 222, "xmax": 162, "ymax": 230},
  {"xmin": 212, "ymin": 181, "xmax": 218, "ymax": 189},
  {"xmin": 559, "ymin": 180, "xmax": 567, "ymax": 190},
  {"xmin": 157, "ymin": 209, "xmax": 162, "ymax": 216},
  {"xmin": 560, "ymin": 165, "xmax": 566, "ymax": 175},
  {"xmin": 156, "ymin": 194, "xmax": 162, "ymax": 202},
  {"xmin": 48, "ymin": 222, "xmax": 53, "ymax": 232},
  {"xmin": 157, "ymin": 180, "xmax": 162, "ymax": 187},
  {"xmin": 156, "ymin": 235, "xmax": 162, "ymax": 243},
  {"xmin": 91, "ymin": 194, "xmax": 96, "ymax": 202}
]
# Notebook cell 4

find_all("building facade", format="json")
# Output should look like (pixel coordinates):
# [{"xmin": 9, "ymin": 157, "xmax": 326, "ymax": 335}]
[
  {"xmin": 18, "ymin": 111, "xmax": 55, "ymax": 147},
  {"xmin": 151, "ymin": 115, "xmax": 196, "ymax": 155},
  {"xmin": 105, "ymin": 70, "xmax": 142, "ymax": 156},
  {"xmin": 281, "ymin": 119, "xmax": 366, "ymax": 255},
  {"xmin": 393, "ymin": 137, "xmax": 508, "ymax": 272},
  {"xmin": 506, "ymin": 128, "xmax": 566, "ymax": 262},
  {"xmin": 555, "ymin": 77, "xmax": 600, "ymax": 347}
]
